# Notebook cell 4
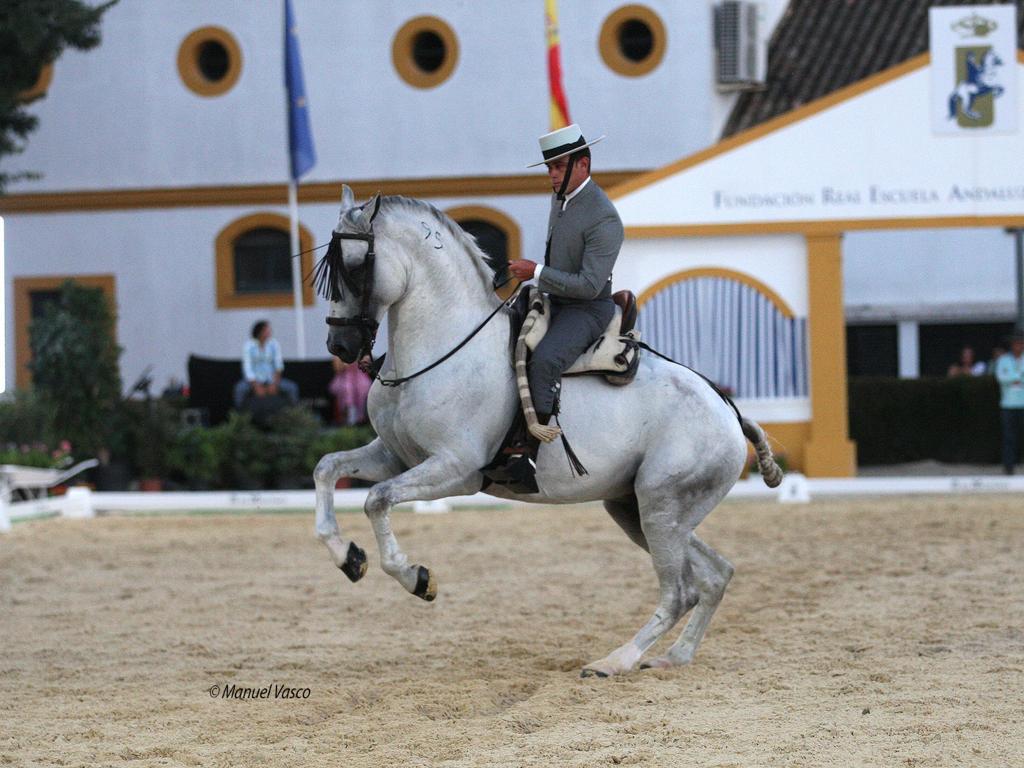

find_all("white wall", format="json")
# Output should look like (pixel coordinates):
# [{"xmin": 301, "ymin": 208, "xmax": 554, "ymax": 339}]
[
  {"xmin": 844, "ymin": 227, "xmax": 1020, "ymax": 318},
  {"xmin": 7, "ymin": 0, "xmax": 722, "ymax": 192},
  {"xmin": 3, "ymin": 192, "xmax": 551, "ymax": 390},
  {"xmin": 615, "ymin": 64, "xmax": 1024, "ymax": 226},
  {"xmin": 618, "ymin": 232, "xmax": 808, "ymax": 315}
]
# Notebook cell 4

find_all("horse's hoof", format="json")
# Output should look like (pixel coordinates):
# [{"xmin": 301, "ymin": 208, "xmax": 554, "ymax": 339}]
[
  {"xmin": 339, "ymin": 542, "xmax": 367, "ymax": 583},
  {"xmin": 413, "ymin": 565, "xmax": 436, "ymax": 602},
  {"xmin": 580, "ymin": 667, "xmax": 609, "ymax": 679}
]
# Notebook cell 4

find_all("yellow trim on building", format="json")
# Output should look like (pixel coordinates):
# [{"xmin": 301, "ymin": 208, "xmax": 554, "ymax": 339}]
[
  {"xmin": 599, "ymin": 5, "xmax": 667, "ymax": 78},
  {"xmin": 14, "ymin": 274, "xmax": 116, "ymax": 389},
  {"xmin": 18, "ymin": 63, "xmax": 54, "ymax": 103},
  {"xmin": 177, "ymin": 26, "xmax": 243, "ymax": 98},
  {"xmin": 636, "ymin": 266, "xmax": 796, "ymax": 319},
  {"xmin": 0, "ymin": 171, "xmax": 645, "ymax": 215},
  {"xmin": 392, "ymin": 16, "xmax": 459, "ymax": 89},
  {"xmin": 215, "ymin": 213, "xmax": 314, "ymax": 310},
  {"xmin": 804, "ymin": 234, "xmax": 857, "ymax": 477},
  {"xmin": 610, "ymin": 53, "xmax": 932, "ymax": 200},
  {"xmin": 624, "ymin": 215, "xmax": 1024, "ymax": 237}
]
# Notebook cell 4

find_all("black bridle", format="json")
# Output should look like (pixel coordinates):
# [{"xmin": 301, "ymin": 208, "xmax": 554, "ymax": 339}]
[
  {"xmin": 315, "ymin": 199, "xmax": 382, "ymax": 362},
  {"xmin": 321, "ymin": 231, "xmax": 379, "ymax": 358}
]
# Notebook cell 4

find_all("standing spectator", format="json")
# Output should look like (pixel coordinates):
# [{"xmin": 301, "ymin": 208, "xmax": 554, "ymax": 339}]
[
  {"xmin": 986, "ymin": 345, "xmax": 1006, "ymax": 374},
  {"xmin": 947, "ymin": 345, "xmax": 986, "ymax": 377},
  {"xmin": 329, "ymin": 356, "xmax": 372, "ymax": 425},
  {"xmin": 994, "ymin": 331, "xmax": 1024, "ymax": 475},
  {"xmin": 233, "ymin": 320, "xmax": 299, "ymax": 409}
]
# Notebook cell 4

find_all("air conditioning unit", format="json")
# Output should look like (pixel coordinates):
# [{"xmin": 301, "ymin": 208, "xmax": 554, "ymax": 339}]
[{"xmin": 714, "ymin": 1, "xmax": 767, "ymax": 91}]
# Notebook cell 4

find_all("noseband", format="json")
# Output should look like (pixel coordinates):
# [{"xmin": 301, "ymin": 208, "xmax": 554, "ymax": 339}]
[{"xmin": 323, "ymin": 230, "xmax": 379, "ymax": 358}]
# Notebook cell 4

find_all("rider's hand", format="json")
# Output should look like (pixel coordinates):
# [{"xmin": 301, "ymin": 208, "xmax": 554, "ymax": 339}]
[{"xmin": 508, "ymin": 259, "xmax": 538, "ymax": 281}]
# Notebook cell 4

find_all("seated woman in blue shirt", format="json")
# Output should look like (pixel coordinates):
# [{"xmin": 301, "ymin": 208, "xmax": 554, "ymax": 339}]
[{"xmin": 233, "ymin": 320, "xmax": 299, "ymax": 408}]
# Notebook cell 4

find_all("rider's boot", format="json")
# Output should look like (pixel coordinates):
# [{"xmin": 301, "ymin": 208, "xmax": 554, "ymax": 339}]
[{"xmin": 497, "ymin": 412, "xmax": 550, "ymax": 494}]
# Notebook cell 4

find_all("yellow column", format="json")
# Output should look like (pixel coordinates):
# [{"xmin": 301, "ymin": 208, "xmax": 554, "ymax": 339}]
[{"xmin": 804, "ymin": 233, "xmax": 857, "ymax": 477}]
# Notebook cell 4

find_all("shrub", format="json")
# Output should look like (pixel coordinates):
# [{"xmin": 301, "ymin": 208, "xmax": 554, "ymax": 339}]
[
  {"xmin": 207, "ymin": 412, "xmax": 272, "ymax": 490},
  {"xmin": 0, "ymin": 390, "xmax": 52, "ymax": 447},
  {"xmin": 265, "ymin": 406, "xmax": 322, "ymax": 488},
  {"xmin": 304, "ymin": 425, "xmax": 377, "ymax": 471},
  {"xmin": 28, "ymin": 281, "xmax": 122, "ymax": 458}
]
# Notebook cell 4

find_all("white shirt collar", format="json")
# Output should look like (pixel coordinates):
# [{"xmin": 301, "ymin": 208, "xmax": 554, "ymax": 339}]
[{"xmin": 560, "ymin": 175, "xmax": 591, "ymax": 210}]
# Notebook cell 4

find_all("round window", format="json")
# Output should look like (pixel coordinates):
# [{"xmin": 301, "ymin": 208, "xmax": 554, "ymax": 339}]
[
  {"xmin": 178, "ymin": 26, "xmax": 243, "ymax": 97},
  {"xmin": 18, "ymin": 63, "xmax": 54, "ymax": 103},
  {"xmin": 599, "ymin": 5, "xmax": 666, "ymax": 77},
  {"xmin": 393, "ymin": 17, "xmax": 459, "ymax": 89}
]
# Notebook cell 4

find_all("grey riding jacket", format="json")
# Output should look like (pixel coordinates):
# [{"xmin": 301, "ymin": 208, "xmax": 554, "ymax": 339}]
[{"xmin": 537, "ymin": 179, "xmax": 624, "ymax": 304}]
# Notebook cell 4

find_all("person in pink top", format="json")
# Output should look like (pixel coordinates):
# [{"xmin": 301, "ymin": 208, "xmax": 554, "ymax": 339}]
[{"xmin": 329, "ymin": 356, "xmax": 371, "ymax": 426}]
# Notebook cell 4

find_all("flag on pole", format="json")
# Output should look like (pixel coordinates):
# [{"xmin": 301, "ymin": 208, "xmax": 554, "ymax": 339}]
[
  {"xmin": 285, "ymin": 0, "xmax": 316, "ymax": 179},
  {"xmin": 545, "ymin": 0, "xmax": 572, "ymax": 130}
]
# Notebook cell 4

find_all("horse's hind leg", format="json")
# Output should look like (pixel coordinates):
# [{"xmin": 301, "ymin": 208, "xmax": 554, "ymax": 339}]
[
  {"xmin": 314, "ymin": 438, "xmax": 405, "ymax": 582},
  {"xmin": 640, "ymin": 535, "xmax": 733, "ymax": 669},
  {"xmin": 603, "ymin": 494, "xmax": 648, "ymax": 551},
  {"xmin": 583, "ymin": 450, "xmax": 739, "ymax": 678}
]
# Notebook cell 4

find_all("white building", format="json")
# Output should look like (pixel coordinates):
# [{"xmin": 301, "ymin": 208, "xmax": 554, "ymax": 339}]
[
  {"xmin": 3, "ymin": 0, "xmax": 1016, "ymax": 401},
  {"xmin": 2, "ymin": 0, "xmax": 788, "ymax": 392}
]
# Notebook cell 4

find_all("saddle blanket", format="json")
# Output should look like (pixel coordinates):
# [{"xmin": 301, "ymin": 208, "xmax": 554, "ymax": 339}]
[{"xmin": 522, "ymin": 292, "xmax": 641, "ymax": 386}]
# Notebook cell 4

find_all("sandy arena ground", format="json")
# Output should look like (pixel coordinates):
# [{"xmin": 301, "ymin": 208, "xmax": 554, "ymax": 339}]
[{"xmin": 2, "ymin": 495, "xmax": 1023, "ymax": 767}]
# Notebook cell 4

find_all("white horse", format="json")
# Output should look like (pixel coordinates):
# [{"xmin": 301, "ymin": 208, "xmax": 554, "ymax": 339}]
[
  {"xmin": 948, "ymin": 49, "xmax": 1005, "ymax": 121},
  {"xmin": 313, "ymin": 186, "xmax": 782, "ymax": 677}
]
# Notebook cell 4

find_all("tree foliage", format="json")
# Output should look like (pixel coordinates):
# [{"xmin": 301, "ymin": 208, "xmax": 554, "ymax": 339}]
[
  {"xmin": 29, "ymin": 280, "xmax": 123, "ymax": 457},
  {"xmin": 0, "ymin": 0, "xmax": 117, "ymax": 192}
]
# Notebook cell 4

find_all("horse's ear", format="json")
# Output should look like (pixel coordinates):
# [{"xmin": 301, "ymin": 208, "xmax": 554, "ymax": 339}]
[
  {"xmin": 340, "ymin": 184, "xmax": 356, "ymax": 211},
  {"xmin": 356, "ymin": 191, "xmax": 382, "ymax": 227}
]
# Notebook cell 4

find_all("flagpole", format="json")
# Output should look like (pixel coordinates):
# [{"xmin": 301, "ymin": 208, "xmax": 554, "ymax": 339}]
[{"xmin": 288, "ymin": 181, "xmax": 306, "ymax": 358}]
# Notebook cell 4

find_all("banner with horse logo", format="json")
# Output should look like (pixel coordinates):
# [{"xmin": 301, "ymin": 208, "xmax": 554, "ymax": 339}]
[{"xmin": 930, "ymin": 4, "xmax": 1018, "ymax": 134}]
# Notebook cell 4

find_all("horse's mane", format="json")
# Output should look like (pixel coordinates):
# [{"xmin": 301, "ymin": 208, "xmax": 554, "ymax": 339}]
[
  {"xmin": 315, "ymin": 195, "xmax": 507, "ymax": 301},
  {"xmin": 381, "ymin": 195, "xmax": 508, "ymax": 282}
]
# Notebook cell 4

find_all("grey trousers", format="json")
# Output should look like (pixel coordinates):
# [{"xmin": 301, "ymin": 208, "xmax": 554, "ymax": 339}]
[{"xmin": 528, "ymin": 298, "xmax": 615, "ymax": 415}]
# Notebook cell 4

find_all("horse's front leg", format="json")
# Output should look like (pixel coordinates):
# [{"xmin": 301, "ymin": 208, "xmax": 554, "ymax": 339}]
[
  {"xmin": 363, "ymin": 452, "xmax": 482, "ymax": 601},
  {"xmin": 314, "ymin": 438, "xmax": 406, "ymax": 582}
]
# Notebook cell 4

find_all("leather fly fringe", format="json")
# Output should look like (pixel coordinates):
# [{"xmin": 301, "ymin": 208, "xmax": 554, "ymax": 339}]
[{"xmin": 312, "ymin": 234, "xmax": 344, "ymax": 302}]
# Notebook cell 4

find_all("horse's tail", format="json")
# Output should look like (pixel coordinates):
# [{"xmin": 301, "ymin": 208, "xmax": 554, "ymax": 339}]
[{"xmin": 740, "ymin": 417, "xmax": 784, "ymax": 488}]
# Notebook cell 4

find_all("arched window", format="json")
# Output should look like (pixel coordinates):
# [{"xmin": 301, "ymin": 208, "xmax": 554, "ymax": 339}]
[
  {"xmin": 446, "ymin": 206, "xmax": 521, "ymax": 297},
  {"xmin": 215, "ymin": 213, "xmax": 314, "ymax": 309},
  {"xmin": 599, "ymin": 5, "xmax": 667, "ymax": 77},
  {"xmin": 637, "ymin": 269, "xmax": 808, "ymax": 399},
  {"xmin": 178, "ymin": 26, "xmax": 243, "ymax": 97}
]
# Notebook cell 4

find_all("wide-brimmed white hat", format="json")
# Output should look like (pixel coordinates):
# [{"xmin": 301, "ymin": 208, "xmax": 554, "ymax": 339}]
[{"xmin": 526, "ymin": 124, "xmax": 605, "ymax": 168}]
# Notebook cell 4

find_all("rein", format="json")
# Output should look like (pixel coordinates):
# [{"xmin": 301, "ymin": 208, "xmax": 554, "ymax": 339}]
[
  {"xmin": 376, "ymin": 284, "xmax": 518, "ymax": 388},
  {"xmin": 635, "ymin": 342, "xmax": 743, "ymax": 424}
]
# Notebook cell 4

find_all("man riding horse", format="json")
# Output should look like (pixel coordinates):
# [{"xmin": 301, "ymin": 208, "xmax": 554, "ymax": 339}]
[{"xmin": 503, "ymin": 124, "xmax": 624, "ymax": 485}]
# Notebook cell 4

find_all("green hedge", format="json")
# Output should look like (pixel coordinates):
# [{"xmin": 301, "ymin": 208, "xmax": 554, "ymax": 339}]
[
  {"xmin": 848, "ymin": 376, "xmax": 1002, "ymax": 466},
  {"xmin": 0, "ymin": 391, "xmax": 376, "ymax": 490}
]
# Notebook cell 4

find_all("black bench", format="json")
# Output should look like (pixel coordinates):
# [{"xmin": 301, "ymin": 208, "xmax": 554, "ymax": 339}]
[{"xmin": 187, "ymin": 355, "xmax": 335, "ymax": 426}]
